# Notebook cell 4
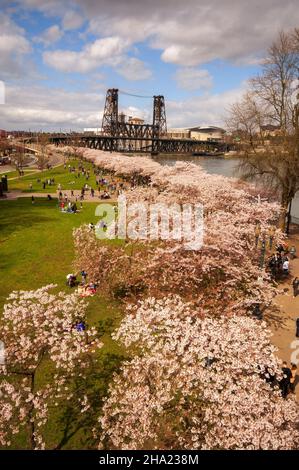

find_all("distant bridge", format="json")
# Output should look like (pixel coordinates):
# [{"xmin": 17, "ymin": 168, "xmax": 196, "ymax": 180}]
[
  {"xmin": 34, "ymin": 87, "xmax": 228, "ymax": 154},
  {"xmin": 49, "ymin": 133, "xmax": 226, "ymax": 155}
]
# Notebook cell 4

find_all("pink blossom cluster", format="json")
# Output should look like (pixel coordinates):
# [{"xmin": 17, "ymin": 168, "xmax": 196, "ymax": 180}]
[
  {"xmin": 54, "ymin": 147, "xmax": 297, "ymax": 450},
  {"xmin": 98, "ymin": 296, "xmax": 299, "ymax": 450},
  {"xmin": 0, "ymin": 285, "xmax": 103, "ymax": 449}
]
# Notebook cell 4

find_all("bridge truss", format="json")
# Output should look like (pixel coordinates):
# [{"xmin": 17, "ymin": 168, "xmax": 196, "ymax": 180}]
[
  {"xmin": 48, "ymin": 88, "xmax": 226, "ymax": 154},
  {"xmin": 50, "ymin": 134, "xmax": 225, "ymax": 154}
]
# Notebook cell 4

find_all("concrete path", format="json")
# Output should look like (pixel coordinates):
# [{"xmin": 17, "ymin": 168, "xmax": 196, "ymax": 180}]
[
  {"xmin": 270, "ymin": 225, "xmax": 299, "ymax": 401},
  {"xmin": 0, "ymin": 189, "xmax": 118, "ymax": 203}
]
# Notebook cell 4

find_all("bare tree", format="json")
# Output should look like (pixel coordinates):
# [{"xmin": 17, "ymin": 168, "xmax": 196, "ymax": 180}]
[
  {"xmin": 251, "ymin": 31, "xmax": 299, "ymax": 131},
  {"xmin": 68, "ymin": 134, "xmax": 82, "ymax": 159},
  {"xmin": 226, "ymin": 92, "xmax": 266, "ymax": 146},
  {"xmin": 227, "ymin": 29, "xmax": 299, "ymax": 232},
  {"xmin": 37, "ymin": 133, "xmax": 50, "ymax": 170},
  {"xmin": 11, "ymin": 141, "xmax": 27, "ymax": 174}
]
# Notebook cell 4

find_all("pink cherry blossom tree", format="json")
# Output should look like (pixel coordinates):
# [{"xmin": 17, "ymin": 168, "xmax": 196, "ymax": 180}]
[
  {"xmin": 56, "ymin": 146, "xmax": 296, "ymax": 450},
  {"xmin": 0, "ymin": 285, "xmax": 102, "ymax": 449},
  {"xmin": 98, "ymin": 296, "xmax": 299, "ymax": 450}
]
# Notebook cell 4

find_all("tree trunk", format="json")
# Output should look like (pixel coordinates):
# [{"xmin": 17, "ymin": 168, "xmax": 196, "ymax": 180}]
[
  {"xmin": 29, "ymin": 372, "xmax": 36, "ymax": 449},
  {"xmin": 286, "ymin": 200, "xmax": 293, "ymax": 235},
  {"xmin": 279, "ymin": 194, "xmax": 291, "ymax": 233}
]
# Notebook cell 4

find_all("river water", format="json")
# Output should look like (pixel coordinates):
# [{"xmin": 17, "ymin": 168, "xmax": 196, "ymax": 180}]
[{"xmin": 153, "ymin": 155, "xmax": 299, "ymax": 219}]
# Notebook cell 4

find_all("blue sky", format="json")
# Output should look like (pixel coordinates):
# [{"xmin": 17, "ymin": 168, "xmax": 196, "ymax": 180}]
[{"xmin": 1, "ymin": 0, "xmax": 299, "ymax": 131}]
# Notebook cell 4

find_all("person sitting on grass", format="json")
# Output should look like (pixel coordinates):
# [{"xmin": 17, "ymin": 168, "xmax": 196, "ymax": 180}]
[
  {"xmin": 88, "ymin": 281, "xmax": 97, "ymax": 294},
  {"xmin": 77, "ymin": 281, "xmax": 97, "ymax": 297},
  {"xmin": 66, "ymin": 273, "xmax": 76, "ymax": 287}
]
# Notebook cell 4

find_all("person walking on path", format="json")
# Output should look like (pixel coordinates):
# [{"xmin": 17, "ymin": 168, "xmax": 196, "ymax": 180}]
[
  {"xmin": 282, "ymin": 258, "xmax": 289, "ymax": 276},
  {"xmin": 290, "ymin": 364, "xmax": 297, "ymax": 394},
  {"xmin": 280, "ymin": 361, "xmax": 292, "ymax": 398},
  {"xmin": 289, "ymin": 245, "xmax": 297, "ymax": 259},
  {"xmin": 292, "ymin": 277, "xmax": 299, "ymax": 297}
]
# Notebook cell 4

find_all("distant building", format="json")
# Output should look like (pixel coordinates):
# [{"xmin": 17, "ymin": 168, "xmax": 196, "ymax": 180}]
[
  {"xmin": 167, "ymin": 128, "xmax": 190, "ymax": 139},
  {"xmin": 0, "ymin": 129, "xmax": 7, "ymax": 138},
  {"xmin": 260, "ymin": 124, "xmax": 281, "ymax": 137},
  {"xmin": 189, "ymin": 126, "xmax": 226, "ymax": 142},
  {"xmin": 128, "ymin": 117, "xmax": 145, "ymax": 125},
  {"xmin": 167, "ymin": 126, "xmax": 226, "ymax": 142}
]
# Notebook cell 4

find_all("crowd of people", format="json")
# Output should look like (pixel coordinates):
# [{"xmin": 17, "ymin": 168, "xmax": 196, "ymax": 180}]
[
  {"xmin": 59, "ymin": 200, "xmax": 78, "ymax": 213},
  {"xmin": 66, "ymin": 270, "xmax": 98, "ymax": 297},
  {"xmin": 266, "ymin": 243, "xmax": 295, "ymax": 279},
  {"xmin": 65, "ymin": 162, "xmax": 91, "ymax": 181},
  {"xmin": 28, "ymin": 159, "xmax": 132, "ymax": 206}
]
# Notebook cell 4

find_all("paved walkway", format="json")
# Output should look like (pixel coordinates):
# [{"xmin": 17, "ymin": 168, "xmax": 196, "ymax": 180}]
[
  {"xmin": 0, "ymin": 189, "xmax": 118, "ymax": 203},
  {"xmin": 270, "ymin": 225, "xmax": 299, "ymax": 401}
]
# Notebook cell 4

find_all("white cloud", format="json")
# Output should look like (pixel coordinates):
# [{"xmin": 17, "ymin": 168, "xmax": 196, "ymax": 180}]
[
  {"xmin": 0, "ymin": 80, "xmax": 245, "ymax": 131},
  {"xmin": 75, "ymin": 0, "xmax": 299, "ymax": 66},
  {"xmin": 0, "ymin": 84, "xmax": 105, "ymax": 130},
  {"xmin": 43, "ymin": 36, "xmax": 151, "ymax": 81},
  {"xmin": 0, "ymin": 13, "xmax": 31, "ymax": 79},
  {"xmin": 14, "ymin": 1, "xmax": 299, "ymax": 67},
  {"xmin": 175, "ymin": 68, "xmax": 213, "ymax": 91},
  {"xmin": 62, "ymin": 10, "xmax": 84, "ymax": 30},
  {"xmin": 117, "ymin": 58, "xmax": 152, "ymax": 81},
  {"xmin": 34, "ymin": 24, "xmax": 63, "ymax": 46},
  {"xmin": 43, "ymin": 36, "xmax": 129, "ymax": 73},
  {"xmin": 166, "ymin": 86, "xmax": 245, "ymax": 128}
]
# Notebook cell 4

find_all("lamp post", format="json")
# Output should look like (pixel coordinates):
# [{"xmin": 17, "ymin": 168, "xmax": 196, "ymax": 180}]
[
  {"xmin": 254, "ymin": 223, "xmax": 261, "ymax": 247},
  {"xmin": 259, "ymin": 237, "xmax": 266, "ymax": 269},
  {"xmin": 255, "ymin": 224, "xmax": 276, "ymax": 270}
]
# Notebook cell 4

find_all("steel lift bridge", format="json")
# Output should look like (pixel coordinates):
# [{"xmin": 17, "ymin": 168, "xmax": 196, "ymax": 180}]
[{"xmin": 50, "ymin": 88, "xmax": 224, "ymax": 154}]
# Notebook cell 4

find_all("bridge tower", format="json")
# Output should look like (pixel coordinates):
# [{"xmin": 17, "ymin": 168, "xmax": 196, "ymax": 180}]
[
  {"xmin": 153, "ymin": 95, "xmax": 167, "ymax": 137},
  {"xmin": 102, "ymin": 88, "xmax": 119, "ymax": 136}
]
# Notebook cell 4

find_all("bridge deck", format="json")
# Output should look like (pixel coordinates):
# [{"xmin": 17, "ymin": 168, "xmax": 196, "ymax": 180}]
[{"xmin": 48, "ymin": 134, "xmax": 226, "ymax": 154}]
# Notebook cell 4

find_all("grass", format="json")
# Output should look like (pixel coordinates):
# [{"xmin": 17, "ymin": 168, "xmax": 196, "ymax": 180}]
[
  {"xmin": 0, "ymin": 195, "xmax": 125, "ymax": 449},
  {"xmin": 7, "ymin": 160, "xmax": 99, "ymax": 193}
]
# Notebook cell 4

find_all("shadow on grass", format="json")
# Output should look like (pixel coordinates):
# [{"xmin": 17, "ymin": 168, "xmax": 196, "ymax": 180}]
[
  {"xmin": 54, "ymin": 352, "xmax": 126, "ymax": 450},
  {"xmin": 0, "ymin": 199, "xmax": 58, "ymax": 239}
]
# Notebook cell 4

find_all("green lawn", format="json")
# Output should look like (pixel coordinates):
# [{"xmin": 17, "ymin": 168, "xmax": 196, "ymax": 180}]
[
  {"xmin": 7, "ymin": 160, "xmax": 99, "ymax": 193},
  {"xmin": 0, "ymin": 196, "xmax": 125, "ymax": 449}
]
